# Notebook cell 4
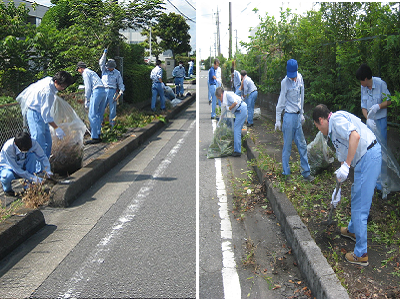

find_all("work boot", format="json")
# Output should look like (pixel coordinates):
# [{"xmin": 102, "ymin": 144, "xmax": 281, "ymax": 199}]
[
  {"xmin": 4, "ymin": 190, "xmax": 17, "ymax": 197},
  {"xmin": 231, "ymin": 152, "xmax": 241, "ymax": 157},
  {"xmin": 303, "ymin": 175, "xmax": 315, "ymax": 182},
  {"xmin": 84, "ymin": 138, "xmax": 102, "ymax": 145},
  {"xmin": 341, "ymin": 227, "xmax": 356, "ymax": 242},
  {"xmin": 345, "ymin": 252, "xmax": 369, "ymax": 266}
]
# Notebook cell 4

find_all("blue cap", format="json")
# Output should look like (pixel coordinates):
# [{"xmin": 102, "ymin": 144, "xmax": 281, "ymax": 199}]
[{"xmin": 287, "ymin": 59, "xmax": 298, "ymax": 78}]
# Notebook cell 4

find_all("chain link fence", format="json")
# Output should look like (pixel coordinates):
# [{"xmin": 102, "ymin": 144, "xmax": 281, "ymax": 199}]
[{"xmin": 0, "ymin": 102, "xmax": 27, "ymax": 149}]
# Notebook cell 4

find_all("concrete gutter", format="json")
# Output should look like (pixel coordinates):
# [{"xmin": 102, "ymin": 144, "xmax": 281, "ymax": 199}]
[
  {"xmin": 245, "ymin": 138, "xmax": 349, "ymax": 299},
  {"xmin": 0, "ymin": 93, "xmax": 196, "ymax": 260}
]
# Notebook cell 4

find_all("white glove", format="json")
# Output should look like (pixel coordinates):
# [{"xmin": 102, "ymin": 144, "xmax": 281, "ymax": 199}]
[
  {"xmin": 301, "ymin": 115, "xmax": 305, "ymax": 125},
  {"xmin": 84, "ymin": 99, "xmax": 90, "ymax": 109},
  {"xmin": 55, "ymin": 127, "xmax": 66, "ymax": 140},
  {"xmin": 335, "ymin": 162, "xmax": 350, "ymax": 182},
  {"xmin": 46, "ymin": 171, "xmax": 53, "ymax": 178},
  {"xmin": 331, "ymin": 188, "xmax": 341, "ymax": 208},
  {"xmin": 275, "ymin": 121, "xmax": 281, "ymax": 131},
  {"xmin": 366, "ymin": 118, "xmax": 377, "ymax": 131},
  {"xmin": 119, "ymin": 90, "xmax": 123, "ymax": 95},
  {"xmin": 33, "ymin": 176, "xmax": 43, "ymax": 184},
  {"xmin": 367, "ymin": 104, "xmax": 380, "ymax": 120}
]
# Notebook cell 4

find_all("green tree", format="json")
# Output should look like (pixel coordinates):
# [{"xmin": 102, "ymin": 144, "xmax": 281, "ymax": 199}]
[{"xmin": 153, "ymin": 12, "xmax": 191, "ymax": 60}]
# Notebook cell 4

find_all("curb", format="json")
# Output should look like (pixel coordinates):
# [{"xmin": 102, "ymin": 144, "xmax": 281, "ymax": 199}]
[
  {"xmin": 245, "ymin": 138, "xmax": 349, "ymax": 299},
  {"xmin": 0, "ymin": 93, "xmax": 195, "ymax": 259},
  {"xmin": 0, "ymin": 208, "xmax": 45, "ymax": 261}
]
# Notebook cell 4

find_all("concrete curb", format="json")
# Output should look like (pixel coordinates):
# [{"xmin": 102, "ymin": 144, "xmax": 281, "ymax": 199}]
[
  {"xmin": 0, "ymin": 93, "xmax": 195, "ymax": 259},
  {"xmin": 0, "ymin": 208, "xmax": 45, "ymax": 261},
  {"xmin": 245, "ymin": 138, "xmax": 349, "ymax": 299}
]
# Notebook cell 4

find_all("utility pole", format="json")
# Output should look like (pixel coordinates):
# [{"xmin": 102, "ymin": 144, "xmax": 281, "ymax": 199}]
[
  {"xmin": 149, "ymin": 27, "xmax": 152, "ymax": 63},
  {"xmin": 216, "ymin": 8, "xmax": 221, "ymax": 57},
  {"xmin": 229, "ymin": 2, "xmax": 232, "ymax": 59},
  {"xmin": 235, "ymin": 29, "xmax": 238, "ymax": 54}
]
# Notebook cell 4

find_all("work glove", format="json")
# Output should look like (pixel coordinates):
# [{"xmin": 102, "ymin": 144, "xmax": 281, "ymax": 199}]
[
  {"xmin": 32, "ymin": 176, "xmax": 43, "ymax": 184},
  {"xmin": 331, "ymin": 187, "xmax": 341, "ymax": 208},
  {"xmin": 46, "ymin": 171, "xmax": 53, "ymax": 178},
  {"xmin": 366, "ymin": 118, "xmax": 377, "ymax": 131},
  {"xmin": 367, "ymin": 104, "xmax": 380, "ymax": 120},
  {"xmin": 85, "ymin": 99, "xmax": 90, "ymax": 109},
  {"xmin": 119, "ymin": 90, "xmax": 123, "ymax": 95},
  {"xmin": 301, "ymin": 114, "xmax": 305, "ymax": 125},
  {"xmin": 335, "ymin": 162, "xmax": 350, "ymax": 182},
  {"xmin": 104, "ymin": 48, "xmax": 108, "ymax": 53},
  {"xmin": 275, "ymin": 121, "xmax": 281, "ymax": 131},
  {"xmin": 55, "ymin": 127, "xmax": 66, "ymax": 140}
]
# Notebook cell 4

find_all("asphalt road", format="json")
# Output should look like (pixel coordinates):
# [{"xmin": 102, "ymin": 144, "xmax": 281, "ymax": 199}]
[
  {"xmin": 0, "ymin": 103, "xmax": 196, "ymax": 299},
  {"xmin": 198, "ymin": 70, "xmax": 310, "ymax": 299}
]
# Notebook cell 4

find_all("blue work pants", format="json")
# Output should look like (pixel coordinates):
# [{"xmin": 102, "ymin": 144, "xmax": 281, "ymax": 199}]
[
  {"xmin": 174, "ymin": 77, "xmax": 184, "ymax": 96},
  {"xmin": 89, "ymin": 87, "xmax": 106, "ymax": 139},
  {"xmin": 27, "ymin": 109, "xmax": 52, "ymax": 173},
  {"xmin": 151, "ymin": 82, "xmax": 166, "ymax": 111},
  {"xmin": 245, "ymin": 91, "xmax": 258, "ymax": 125},
  {"xmin": 233, "ymin": 103, "xmax": 247, "ymax": 153},
  {"xmin": 209, "ymin": 84, "xmax": 217, "ymax": 118},
  {"xmin": 282, "ymin": 112, "xmax": 311, "ymax": 178},
  {"xmin": 348, "ymin": 143, "xmax": 381, "ymax": 257},
  {"xmin": 103, "ymin": 88, "xmax": 117, "ymax": 128}
]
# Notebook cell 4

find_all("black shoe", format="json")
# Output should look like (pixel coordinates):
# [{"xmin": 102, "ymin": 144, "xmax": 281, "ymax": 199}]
[
  {"xmin": 247, "ymin": 123, "xmax": 253, "ymax": 127},
  {"xmin": 209, "ymin": 100, "xmax": 211, "ymax": 105},
  {"xmin": 231, "ymin": 152, "xmax": 241, "ymax": 157},
  {"xmin": 4, "ymin": 190, "xmax": 17, "ymax": 197},
  {"xmin": 84, "ymin": 138, "xmax": 102, "ymax": 145}
]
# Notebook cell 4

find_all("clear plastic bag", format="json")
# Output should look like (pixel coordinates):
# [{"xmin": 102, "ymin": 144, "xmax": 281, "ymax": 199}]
[
  {"xmin": 207, "ymin": 110, "xmax": 235, "ymax": 158},
  {"xmin": 49, "ymin": 96, "xmax": 88, "ymax": 175},
  {"xmin": 307, "ymin": 131, "xmax": 335, "ymax": 175},
  {"xmin": 253, "ymin": 107, "xmax": 261, "ymax": 120}
]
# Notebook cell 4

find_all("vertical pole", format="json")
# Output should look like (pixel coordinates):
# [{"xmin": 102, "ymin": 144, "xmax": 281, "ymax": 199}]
[{"xmin": 229, "ymin": 2, "xmax": 232, "ymax": 59}]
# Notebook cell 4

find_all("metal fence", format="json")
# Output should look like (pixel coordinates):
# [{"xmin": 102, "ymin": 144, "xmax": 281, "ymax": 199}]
[{"xmin": 0, "ymin": 102, "xmax": 27, "ymax": 149}]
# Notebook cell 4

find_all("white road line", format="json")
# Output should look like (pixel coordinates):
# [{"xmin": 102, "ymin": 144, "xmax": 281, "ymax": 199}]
[
  {"xmin": 59, "ymin": 120, "xmax": 196, "ymax": 299},
  {"xmin": 212, "ymin": 120, "xmax": 241, "ymax": 299}
]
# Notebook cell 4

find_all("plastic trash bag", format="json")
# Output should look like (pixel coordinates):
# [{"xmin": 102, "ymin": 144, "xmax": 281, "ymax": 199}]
[
  {"xmin": 366, "ymin": 119, "xmax": 400, "ymax": 198},
  {"xmin": 171, "ymin": 98, "xmax": 182, "ymax": 107},
  {"xmin": 207, "ymin": 110, "xmax": 235, "ymax": 158},
  {"xmin": 49, "ymin": 96, "xmax": 88, "ymax": 175},
  {"xmin": 307, "ymin": 131, "xmax": 335, "ymax": 175},
  {"xmin": 253, "ymin": 108, "xmax": 261, "ymax": 120}
]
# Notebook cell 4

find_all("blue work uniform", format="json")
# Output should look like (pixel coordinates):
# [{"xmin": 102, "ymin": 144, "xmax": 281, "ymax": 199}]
[
  {"xmin": 150, "ymin": 65, "xmax": 166, "ymax": 111},
  {"xmin": 242, "ymin": 75, "xmax": 258, "ymax": 125},
  {"xmin": 0, "ymin": 137, "xmax": 50, "ymax": 192},
  {"xmin": 172, "ymin": 65, "xmax": 186, "ymax": 96},
  {"xmin": 99, "ymin": 52, "xmax": 125, "ymax": 128},
  {"xmin": 82, "ymin": 68, "xmax": 106, "ymax": 139},
  {"xmin": 222, "ymin": 92, "xmax": 247, "ymax": 153},
  {"xmin": 16, "ymin": 77, "xmax": 57, "ymax": 172},
  {"xmin": 329, "ymin": 111, "xmax": 381, "ymax": 257},
  {"xmin": 209, "ymin": 67, "xmax": 218, "ymax": 118},
  {"xmin": 232, "ymin": 70, "xmax": 241, "ymax": 96},
  {"xmin": 276, "ymin": 73, "xmax": 311, "ymax": 178}
]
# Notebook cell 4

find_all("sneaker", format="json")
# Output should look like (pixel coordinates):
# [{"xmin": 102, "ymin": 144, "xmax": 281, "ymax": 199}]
[
  {"xmin": 341, "ymin": 227, "xmax": 356, "ymax": 242},
  {"xmin": 303, "ymin": 175, "xmax": 315, "ymax": 182},
  {"xmin": 209, "ymin": 100, "xmax": 211, "ymax": 105},
  {"xmin": 4, "ymin": 190, "xmax": 17, "ymax": 197},
  {"xmin": 84, "ymin": 138, "xmax": 102, "ymax": 145},
  {"xmin": 231, "ymin": 152, "xmax": 241, "ymax": 157},
  {"xmin": 247, "ymin": 123, "xmax": 254, "ymax": 128},
  {"xmin": 345, "ymin": 252, "xmax": 369, "ymax": 266}
]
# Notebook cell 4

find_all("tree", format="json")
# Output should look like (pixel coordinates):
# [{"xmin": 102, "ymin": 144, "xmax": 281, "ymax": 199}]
[{"xmin": 152, "ymin": 12, "xmax": 191, "ymax": 60}]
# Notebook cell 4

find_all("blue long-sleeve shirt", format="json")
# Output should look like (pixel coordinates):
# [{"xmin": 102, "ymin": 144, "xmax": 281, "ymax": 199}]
[
  {"xmin": 232, "ymin": 70, "xmax": 241, "ymax": 90},
  {"xmin": 208, "ymin": 67, "xmax": 217, "ymax": 85},
  {"xmin": 82, "ymin": 68, "xmax": 104, "ymax": 101},
  {"xmin": 360, "ymin": 76, "xmax": 390, "ymax": 120},
  {"xmin": 276, "ymin": 74, "xmax": 304, "ymax": 121},
  {"xmin": 172, "ymin": 65, "xmax": 186, "ymax": 78},
  {"xmin": 242, "ymin": 75, "xmax": 257, "ymax": 97},
  {"xmin": 0, "ymin": 137, "xmax": 51, "ymax": 181},
  {"xmin": 99, "ymin": 53, "xmax": 125, "ymax": 91},
  {"xmin": 150, "ymin": 66, "xmax": 163, "ymax": 84}
]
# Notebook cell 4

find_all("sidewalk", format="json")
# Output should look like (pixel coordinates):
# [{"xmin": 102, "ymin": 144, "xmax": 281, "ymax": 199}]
[
  {"xmin": 0, "ymin": 92, "xmax": 196, "ymax": 261},
  {"xmin": 242, "ymin": 100, "xmax": 350, "ymax": 298}
]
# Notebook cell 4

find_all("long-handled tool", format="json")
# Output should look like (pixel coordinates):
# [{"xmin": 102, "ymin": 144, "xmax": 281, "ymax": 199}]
[{"xmin": 326, "ymin": 179, "xmax": 342, "ymax": 226}]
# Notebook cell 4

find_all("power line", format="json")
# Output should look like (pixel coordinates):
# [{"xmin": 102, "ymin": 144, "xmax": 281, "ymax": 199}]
[
  {"xmin": 166, "ymin": 0, "xmax": 196, "ymax": 23},
  {"xmin": 184, "ymin": 0, "xmax": 196, "ymax": 10}
]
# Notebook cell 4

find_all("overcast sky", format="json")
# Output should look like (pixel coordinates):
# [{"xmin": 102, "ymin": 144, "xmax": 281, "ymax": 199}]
[
  {"xmin": 198, "ymin": 0, "xmax": 317, "ymax": 60},
  {"xmin": 31, "ymin": 0, "xmax": 197, "ymax": 52}
]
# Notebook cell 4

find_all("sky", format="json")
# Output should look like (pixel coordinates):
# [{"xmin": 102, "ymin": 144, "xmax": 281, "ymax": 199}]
[
  {"xmin": 198, "ymin": 0, "xmax": 318, "ymax": 60},
  {"xmin": 30, "ymin": 0, "xmax": 197, "ymax": 53}
]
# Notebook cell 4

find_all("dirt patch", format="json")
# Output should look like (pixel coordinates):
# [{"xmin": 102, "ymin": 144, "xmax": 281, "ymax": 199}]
[{"xmin": 248, "ymin": 117, "xmax": 400, "ymax": 299}]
